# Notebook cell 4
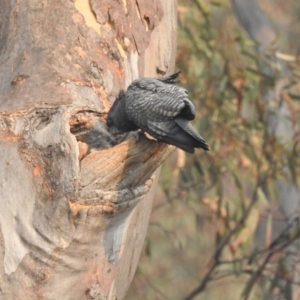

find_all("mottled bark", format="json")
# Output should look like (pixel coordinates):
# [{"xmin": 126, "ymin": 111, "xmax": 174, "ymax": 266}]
[{"xmin": 0, "ymin": 0, "xmax": 177, "ymax": 299}]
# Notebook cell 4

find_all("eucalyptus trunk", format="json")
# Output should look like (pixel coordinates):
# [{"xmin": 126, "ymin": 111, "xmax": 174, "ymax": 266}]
[{"xmin": 0, "ymin": 0, "xmax": 177, "ymax": 299}]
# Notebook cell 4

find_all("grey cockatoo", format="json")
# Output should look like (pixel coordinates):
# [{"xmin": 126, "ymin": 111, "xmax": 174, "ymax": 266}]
[{"xmin": 107, "ymin": 71, "xmax": 209, "ymax": 153}]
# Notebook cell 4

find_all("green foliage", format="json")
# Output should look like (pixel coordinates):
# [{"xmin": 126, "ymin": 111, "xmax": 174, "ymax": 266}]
[{"xmin": 127, "ymin": 1, "xmax": 300, "ymax": 299}]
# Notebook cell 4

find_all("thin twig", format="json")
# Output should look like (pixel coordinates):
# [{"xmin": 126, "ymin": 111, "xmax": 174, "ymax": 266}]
[{"xmin": 183, "ymin": 181, "xmax": 260, "ymax": 300}]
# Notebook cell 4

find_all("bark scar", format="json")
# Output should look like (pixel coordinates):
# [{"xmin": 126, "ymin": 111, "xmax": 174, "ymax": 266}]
[{"xmin": 73, "ymin": 177, "xmax": 155, "ymax": 214}]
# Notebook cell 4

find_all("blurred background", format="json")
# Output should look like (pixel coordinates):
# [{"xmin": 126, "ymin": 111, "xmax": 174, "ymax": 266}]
[{"xmin": 126, "ymin": 0, "xmax": 300, "ymax": 299}]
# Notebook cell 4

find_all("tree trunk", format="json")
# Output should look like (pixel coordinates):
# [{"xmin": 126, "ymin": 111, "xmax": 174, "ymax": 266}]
[{"xmin": 0, "ymin": 0, "xmax": 177, "ymax": 299}]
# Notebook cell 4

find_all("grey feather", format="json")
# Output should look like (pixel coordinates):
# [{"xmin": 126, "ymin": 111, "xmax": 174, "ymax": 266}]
[{"xmin": 107, "ymin": 71, "xmax": 209, "ymax": 153}]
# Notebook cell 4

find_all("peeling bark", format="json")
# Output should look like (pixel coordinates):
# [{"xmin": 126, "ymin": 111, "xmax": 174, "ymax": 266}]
[{"xmin": 0, "ymin": 0, "xmax": 178, "ymax": 299}]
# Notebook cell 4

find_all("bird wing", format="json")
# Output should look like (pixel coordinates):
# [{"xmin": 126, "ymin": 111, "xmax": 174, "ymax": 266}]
[
  {"xmin": 175, "ymin": 118, "xmax": 209, "ymax": 150},
  {"xmin": 126, "ymin": 79, "xmax": 196, "ymax": 124},
  {"xmin": 145, "ymin": 120, "xmax": 195, "ymax": 153},
  {"xmin": 174, "ymin": 118, "xmax": 206, "ymax": 143},
  {"xmin": 145, "ymin": 119, "xmax": 208, "ymax": 153}
]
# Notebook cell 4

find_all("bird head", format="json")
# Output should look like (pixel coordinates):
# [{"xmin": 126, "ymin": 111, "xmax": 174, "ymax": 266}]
[
  {"xmin": 107, "ymin": 91, "xmax": 125, "ymax": 128},
  {"xmin": 106, "ymin": 91, "xmax": 138, "ymax": 132}
]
